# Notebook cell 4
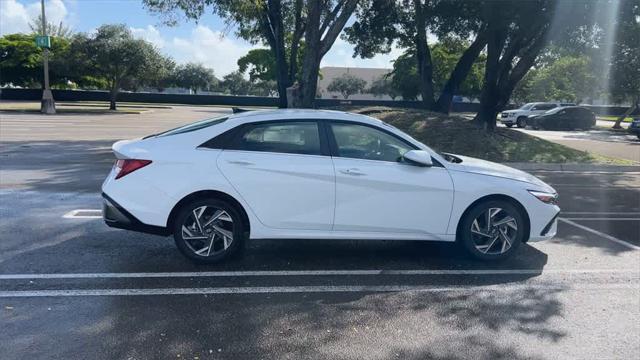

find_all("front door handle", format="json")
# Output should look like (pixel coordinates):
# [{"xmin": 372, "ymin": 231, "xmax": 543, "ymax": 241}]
[
  {"xmin": 339, "ymin": 168, "xmax": 365, "ymax": 176},
  {"xmin": 227, "ymin": 160, "xmax": 254, "ymax": 166}
]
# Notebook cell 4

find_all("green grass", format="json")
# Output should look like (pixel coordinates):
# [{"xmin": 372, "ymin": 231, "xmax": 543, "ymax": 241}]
[{"xmin": 344, "ymin": 107, "xmax": 633, "ymax": 164}]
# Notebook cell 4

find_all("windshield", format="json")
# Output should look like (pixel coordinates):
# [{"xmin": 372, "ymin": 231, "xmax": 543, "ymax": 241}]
[
  {"xmin": 518, "ymin": 103, "xmax": 535, "ymax": 110},
  {"xmin": 153, "ymin": 116, "xmax": 228, "ymax": 138}
]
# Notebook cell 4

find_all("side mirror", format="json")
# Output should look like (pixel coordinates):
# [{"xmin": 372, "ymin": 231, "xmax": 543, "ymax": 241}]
[{"xmin": 402, "ymin": 150, "xmax": 433, "ymax": 167}]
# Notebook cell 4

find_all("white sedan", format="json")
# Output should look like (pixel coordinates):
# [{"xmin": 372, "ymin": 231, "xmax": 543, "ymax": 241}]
[{"xmin": 102, "ymin": 109, "xmax": 559, "ymax": 263}]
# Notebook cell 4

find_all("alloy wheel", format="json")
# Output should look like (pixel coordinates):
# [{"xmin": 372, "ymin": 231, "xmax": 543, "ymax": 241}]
[
  {"xmin": 470, "ymin": 207, "xmax": 518, "ymax": 255},
  {"xmin": 181, "ymin": 205, "xmax": 234, "ymax": 257}
]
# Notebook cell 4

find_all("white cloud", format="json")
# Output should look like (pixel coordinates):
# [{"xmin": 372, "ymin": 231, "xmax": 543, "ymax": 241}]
[
  {"xmin": 131, "ymin": 25, "xmax": 165, "ymax": 48},
  {"xmin": 161, "ymin": 25, "xmax": 254, "ymax": 77},
  {"xmin": 321, "ymin": 37, "xmax": 404, "ymax": 69},
  {"xmin": 0, "ymin": 0, "xmax": 69, "ymax": 35}
]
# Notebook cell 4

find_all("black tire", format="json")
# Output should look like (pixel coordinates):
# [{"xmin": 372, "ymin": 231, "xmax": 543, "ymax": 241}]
[
  {"xmin": 173, "ymin": 198, "xmax": 246, "ymax": 264},
  {"xmin": 516, "ymin": 117, "xmax": 527, "ymax": 128},
  {"xmin": 458, "ymin": 200, "xmax": 525, "ymax": 261},
  {"xmin": 505, "ymin": 123, "xmax": 514, "ymax": 128}
]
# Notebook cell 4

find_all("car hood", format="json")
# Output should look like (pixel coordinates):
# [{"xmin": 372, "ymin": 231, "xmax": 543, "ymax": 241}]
[{"xmin": 450, "ymin": 154, "xmax": 554, "ymax": 191}]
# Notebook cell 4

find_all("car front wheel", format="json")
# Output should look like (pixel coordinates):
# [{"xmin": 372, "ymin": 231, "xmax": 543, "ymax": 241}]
[
  {"xmin": 173, "ymin": 198, "xmax": 245, "ymax": 264},
  {"xmin": 458, "ymin": 200, "xmax": 525, "ymax": 261},
  {"xmin": 516, "ymin": 117, "xmax": 527, "ymax": 128},
  {"xmin": 505, "ymin": 123, "xmax": 513, "ymax": 128}
]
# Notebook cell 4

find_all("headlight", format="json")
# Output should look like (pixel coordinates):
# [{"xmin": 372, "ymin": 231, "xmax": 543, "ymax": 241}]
[{"xmin": 528, "ymin": 190, "xmax": 558, "ymax": 205}]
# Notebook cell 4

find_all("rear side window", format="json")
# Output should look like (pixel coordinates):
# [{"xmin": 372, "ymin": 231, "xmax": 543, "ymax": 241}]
[{"xmin": 228, "ymin": 121, "xmax": 321, "ymax": 155}]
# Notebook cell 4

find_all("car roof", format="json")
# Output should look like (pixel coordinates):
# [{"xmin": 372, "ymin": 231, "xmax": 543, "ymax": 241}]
[{"xmin": 227, "ymin": 109, "xmax": 382, "ymax": 125}]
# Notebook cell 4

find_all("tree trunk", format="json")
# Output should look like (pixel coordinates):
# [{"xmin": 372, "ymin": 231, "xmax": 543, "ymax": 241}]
[
  {"xmin": 435, "ymin": 30, "xmax": 487, "ymax": 114},
  {"xmin": 297, "ymin": 0, "xmax": 357, "ymax": 108},
  {"xmin": 613, "ymin": 98, "xmax": 638, "ymax": 129},
  {"xmin": 288, "ymin": 0, "xmax": 304, "ymax": 85},
  {"xmin": 475, "ymin": 18, "xmax": 504, "ymax": 130},
  {"xmin": 413, "ymin": 0, "xmax": 435, "ymax": 109},
  {"xmin": 109, "ymin": 85, "xmax": 118, "ymax": 111},
  {"xmin": 297, "ymin": 0, "xmax": 321, "ymax": 108}
]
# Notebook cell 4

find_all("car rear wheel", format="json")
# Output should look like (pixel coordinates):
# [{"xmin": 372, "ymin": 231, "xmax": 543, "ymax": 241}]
[
  {"xmin": 516, "ymin": 117, "xmax": 527, "ymax": 128},
  {"xmin": 458, "ymin": 200, "xmax": 524, "ymax": 261},
  {"xmin": 173, "ymin": 198, "xmax": 245, "ymax": 264}
]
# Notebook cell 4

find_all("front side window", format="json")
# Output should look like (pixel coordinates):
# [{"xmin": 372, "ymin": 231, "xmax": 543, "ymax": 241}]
[
  {"xmin": 330, "ymin": 123, "xmax": 414, "ymax": 162},
  {"xmin": 229, "ymin": 121, "xmax": 321, "ymax": 155}
]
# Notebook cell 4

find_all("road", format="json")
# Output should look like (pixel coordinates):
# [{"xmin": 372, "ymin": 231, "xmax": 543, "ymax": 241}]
[
  {"xmin": 1, "ymin": 107, "xmax": 639, "ymax": 359},
  {"xmin": 514, "ymin": 126, "xmax": 640, "ymax": 163}
]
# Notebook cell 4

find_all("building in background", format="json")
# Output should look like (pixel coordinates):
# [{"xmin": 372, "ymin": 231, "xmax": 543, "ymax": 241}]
[{"xmin": 318, "ymin": 66, "xmax": 392, "ymax": 100}]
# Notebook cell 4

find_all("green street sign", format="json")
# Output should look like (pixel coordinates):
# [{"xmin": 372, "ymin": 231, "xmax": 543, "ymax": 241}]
[{"xmin": 35, "ymin": 35, "xmax": 51, "ymax": 48}]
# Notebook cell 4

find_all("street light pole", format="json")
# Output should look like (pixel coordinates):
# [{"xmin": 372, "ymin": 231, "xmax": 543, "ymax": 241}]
[{"xmin": 40, "ymin": 0, "xmax": 56, "ymax": 114}]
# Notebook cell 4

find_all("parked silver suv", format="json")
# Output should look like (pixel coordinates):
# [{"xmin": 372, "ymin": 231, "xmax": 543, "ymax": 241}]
[{"xmin": 500, "ymin": 102, "xmax": 575, "ymax": 128}]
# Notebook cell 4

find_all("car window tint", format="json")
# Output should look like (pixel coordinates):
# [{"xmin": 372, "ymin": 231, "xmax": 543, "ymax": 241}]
[
  {"xmin": 330, "ymin": 123, "xmax": 413, "ymax": 162},
  {"xmin": 231, "ymin": 122, "xmax": 321, "ymax": 155},
  {"xmin": 535, "ymin": 104, "xmax": 557, "ymax": 111}
]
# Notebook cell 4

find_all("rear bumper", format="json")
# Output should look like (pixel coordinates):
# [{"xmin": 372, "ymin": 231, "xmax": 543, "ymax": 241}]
[{"xmin": 102, "ymin": 193, "xmax": 170, "ymax": 236}]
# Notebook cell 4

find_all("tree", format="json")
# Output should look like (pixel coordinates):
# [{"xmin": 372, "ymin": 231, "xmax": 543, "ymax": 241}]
[
  {"xmin": 144, "ymin": 0, "xmax": 306, "ymax": 108},
  {"xmin": 474, "ymin": 0, "xmax": 555, "ymax": 130},
  {"xmin": 29, "ymin": 14, "xmax": 73, "ymax": 38},
  {"xmin": 387, "ymin": 40, "xmax": 485, "ymax": 103},
  {"xmin": 327, "ymin": 73, "xmax": 367, "ymax": 99},
  {"xmin": 610, "ymin": 0, "xmax": 640, "ymax": 129},
  {"xmin": 173, "ymin": 63, "xmax": 216, "ymax": 94},
  {"xmin": 512, "ymin": 55, "xmax": 596, "ymax": 104},
  {"xmin": 296, "ymin": 0, "xmax": 359, "ymax": 107},
  {"xmin": 237, "ymin": 48, "xmax": 277, "ymax": 83},
  {"xmin": 389, "ymin": 53, "xmax": 421, "ymax": 100},
  {"xmin": 368, "ymin": 75, "xmax": 399, "ymax": 100},
  {"xmin": 72, "ymin": 24, "xmax": 169, "ymax": 110},
  {"xmin": 344, "ymin": 0, "xmax": 487, "ymax": 112},
  {"xmin": 0, "ymin": 33, "xmax": 71, "ymax": 88},
  {"xmin": 474, "ymin": 0, "xmax": 602, "ymax": 130},
  {"xmin": 219, "ymin": 71, "xmax": 252, "ymax": 95}
]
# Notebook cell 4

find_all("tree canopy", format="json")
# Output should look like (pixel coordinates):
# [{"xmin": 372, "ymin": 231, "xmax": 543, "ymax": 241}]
[
  {"xmin": 173, "ymin": 63, "xmax": 217, "ymax": 94},
  {"xmin": 327, "ymin": 73, "xmax": 367, "ymax": 99},
  {"xmin": 70, "ymin": 24, "xmax": 170, "ymax": 109}
]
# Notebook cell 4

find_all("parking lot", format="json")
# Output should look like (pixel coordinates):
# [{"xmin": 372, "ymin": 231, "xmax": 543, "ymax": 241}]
[{"xmin": 1, "ymin": 106, "xmax": 639, "ymax": 359}]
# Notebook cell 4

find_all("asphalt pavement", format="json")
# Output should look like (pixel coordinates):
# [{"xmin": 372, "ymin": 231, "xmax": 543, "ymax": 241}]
[{"xmin": 1, "ymin": 106, "xmax": 639, "ymax": 359}]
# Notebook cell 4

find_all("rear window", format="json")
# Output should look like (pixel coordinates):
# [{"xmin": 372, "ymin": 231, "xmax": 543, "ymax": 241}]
[{"xmin": 153, "ymin": 116, "xmax": 228, "ymax": 138}]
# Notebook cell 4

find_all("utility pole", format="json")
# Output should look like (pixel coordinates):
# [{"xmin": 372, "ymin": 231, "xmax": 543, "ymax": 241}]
[{"xmin": 40, "ymin": 0, "xmax": 56, "ymax": 114}]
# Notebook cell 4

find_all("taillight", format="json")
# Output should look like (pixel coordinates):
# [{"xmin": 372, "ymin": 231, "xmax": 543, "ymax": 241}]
[{"xmin": 114, "ymin": 159, "xmax": 152, "ymax": 179}]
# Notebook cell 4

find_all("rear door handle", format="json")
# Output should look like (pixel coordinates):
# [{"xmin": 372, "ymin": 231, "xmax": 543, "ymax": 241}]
[
  {"xmin": 339, "ymin": 168, "xmax": 365, "ymax": 176},
  {"xmin": 227, "ymin": 160, "xmax": 254, "ymax": 166}
]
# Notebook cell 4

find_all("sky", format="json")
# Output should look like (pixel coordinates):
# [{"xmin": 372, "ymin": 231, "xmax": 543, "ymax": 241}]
[{"xmin": 0, "ymin": 0, "xmax": 403, "ymax": 77}]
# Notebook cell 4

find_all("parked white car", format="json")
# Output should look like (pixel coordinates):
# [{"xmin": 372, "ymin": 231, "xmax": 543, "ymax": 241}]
[
  {"xmin": 500, "ymin": 102, "xmax": 575, "ymax": 128},
  {"xmin": 102, "ymin": 109, "xmax": 560, "ymax": 263}
]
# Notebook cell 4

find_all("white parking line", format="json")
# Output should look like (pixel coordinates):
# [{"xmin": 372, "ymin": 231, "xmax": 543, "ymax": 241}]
[
  {"xmin": 62, "ymin": 209, "xmax": 102, "ymax": 219},
  {"xmin": 562, "ymin": 218, "xmax": 640, "ymax": 221},
  {"xmin": 562, "ymin": 212, "xmax": 640, "ymax": 215},
  {"xmin": 0, "ymin": 268, "xmax": 637, "ymax": 280},
  {"xmin": 1, "ymin": 283, "xmax": 637, "ymax": 298},
  {"xmin": 559, "ymin": 218, "xmax": 640, "ymax": 250}
]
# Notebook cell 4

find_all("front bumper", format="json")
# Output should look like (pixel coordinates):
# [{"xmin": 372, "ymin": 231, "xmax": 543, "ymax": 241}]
[
  {"xmin": 102, "ymin": 193, "xmax": 170, "ymax": 236},
  {"xmin": 528, "ymin": 209, "xmax": 560, "ymax": 242}
]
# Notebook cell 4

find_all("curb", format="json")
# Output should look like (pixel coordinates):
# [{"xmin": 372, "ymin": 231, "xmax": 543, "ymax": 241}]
[{"xmin": 503, "ymin": 163, "xmax": 640, "ymax": 172}]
